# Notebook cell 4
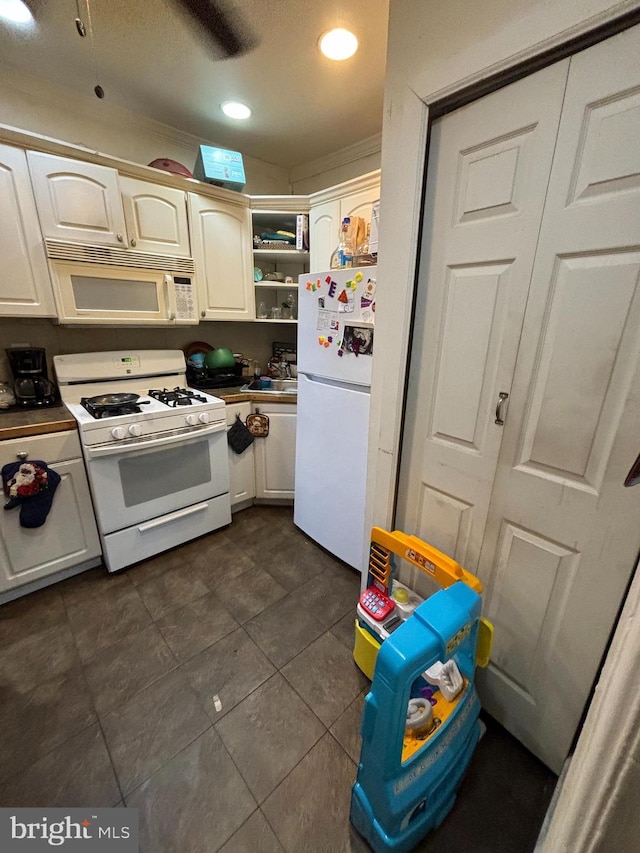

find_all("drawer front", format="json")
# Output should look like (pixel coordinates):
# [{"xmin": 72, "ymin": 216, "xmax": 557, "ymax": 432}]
[
  {"xmin": 1, "ymin": 430, "xmax": 82, "ymax": 467},
  {"xmin": 102, "ymin": 493, "xmax": 231, "ymax": 572}
]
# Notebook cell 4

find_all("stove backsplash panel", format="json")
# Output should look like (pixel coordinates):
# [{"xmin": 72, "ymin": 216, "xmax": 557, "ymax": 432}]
[{"xmin": 0, "ymin": 318, "xmax": 296, "ymax": 387}]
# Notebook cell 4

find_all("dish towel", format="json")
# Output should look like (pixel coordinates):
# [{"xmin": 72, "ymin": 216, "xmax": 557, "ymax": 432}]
[{"xmin": 2, "ymin": 460, "xmax": 61, "ymax": 528}]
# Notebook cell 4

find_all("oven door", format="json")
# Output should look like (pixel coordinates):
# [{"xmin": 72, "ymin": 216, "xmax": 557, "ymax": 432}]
[{"xmin": 84, "ymin": 422, "xmax": 229, "ymax": 534}]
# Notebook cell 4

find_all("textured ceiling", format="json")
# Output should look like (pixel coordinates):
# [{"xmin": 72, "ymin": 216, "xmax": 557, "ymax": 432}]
[{"xmin": 0, "ymin": 0, "xmax": 389, "ymax": 168}]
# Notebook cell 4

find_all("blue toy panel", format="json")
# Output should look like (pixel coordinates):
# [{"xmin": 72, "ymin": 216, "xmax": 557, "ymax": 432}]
[{"xmin": 350, "ymin": 582, "xmax": 483, "ymax": 853}]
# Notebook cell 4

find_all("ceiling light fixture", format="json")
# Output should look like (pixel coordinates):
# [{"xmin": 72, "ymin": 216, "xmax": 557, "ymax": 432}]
[
  {"xmin": 0, "ymin": 0, "xmax": 33, "ymax": 24},
  {"xmin": 221, "ymin": 101, "xmax": 251, "ymax": 120},
  {"xmin": 319, "ymin": 28, "xmax": 358, "ymax": 61}
]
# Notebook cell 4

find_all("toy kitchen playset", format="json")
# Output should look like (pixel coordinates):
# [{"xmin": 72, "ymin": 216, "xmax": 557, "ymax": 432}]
[{"xmin": 351, "ymin": 528, "xmax": 494, "ymax": 852}]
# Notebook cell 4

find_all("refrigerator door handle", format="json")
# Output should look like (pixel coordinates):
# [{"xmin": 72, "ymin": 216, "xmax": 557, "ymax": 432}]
[{"xmin": 299, "ymin": 372, "xmax": 370, "ymax": 394}]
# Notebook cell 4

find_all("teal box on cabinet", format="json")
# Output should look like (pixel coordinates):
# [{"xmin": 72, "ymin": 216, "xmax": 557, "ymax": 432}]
[{"xmin": 194, "ymin": 145, "xmax": 246, "ymax": 191}]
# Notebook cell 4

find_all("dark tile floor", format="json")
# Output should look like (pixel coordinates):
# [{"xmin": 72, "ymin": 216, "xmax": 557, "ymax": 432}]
[{"xmin": 0, "ymin": 506, "xmax": 557, "ymax": 851}]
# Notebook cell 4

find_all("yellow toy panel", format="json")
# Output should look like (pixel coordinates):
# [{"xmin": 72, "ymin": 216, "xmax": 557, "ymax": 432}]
[
  {"xmin": 369, "ymin": 528, "xmax": 483, "ymax": 595},
  {"xmin": 402, "ymin": 679, "xmax": 469, "ymax": 764}
]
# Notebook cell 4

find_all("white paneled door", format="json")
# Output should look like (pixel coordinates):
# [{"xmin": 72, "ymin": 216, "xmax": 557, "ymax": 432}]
[
  {"xmin": 397, "ymin": 60, "xmax": 571, "ymax": 570},
  {"xmin": 397, "ymin": 24, "xmax": 640, "ymax": 772}
]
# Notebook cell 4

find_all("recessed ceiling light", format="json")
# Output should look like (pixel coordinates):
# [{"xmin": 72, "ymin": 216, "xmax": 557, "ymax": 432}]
[
  {"xmin": 221, "ymin": 101, "xmax": 252, "ymax": 120},
  {"xmin": 0, "ymin": 0, "xmax": 32, "ymax": 24},
  {"xmin": 319, "ymin": 28, "xmax": 358, "ymax": 61}
]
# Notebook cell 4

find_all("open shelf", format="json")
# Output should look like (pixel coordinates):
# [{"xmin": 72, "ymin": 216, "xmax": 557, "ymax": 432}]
[
  {"xmin": 251, "ymin": 207, "xmax": 307, "ymax": 322},
  {"xmin": 254, "ymin": 249, "xmax": 309, "ymax": 264}
]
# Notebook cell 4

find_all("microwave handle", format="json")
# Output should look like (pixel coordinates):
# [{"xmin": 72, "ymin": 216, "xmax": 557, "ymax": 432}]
[
  {"xmin": 164, "ymin": 274, "xmax": 176, "ymax": 321},
  {"xmin": 85, "ymin": 421, "xmax": 226, "ymax": 459}
]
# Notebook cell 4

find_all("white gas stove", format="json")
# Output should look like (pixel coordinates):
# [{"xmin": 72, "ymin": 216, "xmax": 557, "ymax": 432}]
[{"xmin": 54, "ymin": 350, "xmax": 231, "ymax": 572}]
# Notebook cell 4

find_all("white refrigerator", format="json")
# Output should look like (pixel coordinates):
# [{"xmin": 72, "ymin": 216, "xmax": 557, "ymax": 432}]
[{"xmin": 294, "ymin": 266, "xmax": 377, "ymax": 572}]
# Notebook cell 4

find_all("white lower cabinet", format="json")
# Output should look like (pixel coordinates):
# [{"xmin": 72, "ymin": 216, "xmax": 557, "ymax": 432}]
[
  {"xmin": 252, "ymin": 403, "xmax": 297, "ymax": 501},
  {"xmin": 0, "ymin": 430, "xmax": 101, "ymax": 595},
  {"xmin": 226, "ymin": 402, "xmax": 256, "ymax": 510}
]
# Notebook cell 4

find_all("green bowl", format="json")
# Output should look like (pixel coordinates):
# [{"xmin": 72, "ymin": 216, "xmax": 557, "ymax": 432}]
[{"xmin": 204, "ymin": 348, "xmax": 235, "ymax": 370}]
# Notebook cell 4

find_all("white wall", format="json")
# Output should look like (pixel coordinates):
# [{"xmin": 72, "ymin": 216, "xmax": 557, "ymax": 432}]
[
  {"xmin": 0, "ymin": 66, "xmax": 290, "ymax": 195},
  {"xmin": 290, "ymin": 134, "xmax": 382, "ymax": 195},
  {"xmin": 0, "ymin": 318, "xmax": 296, "ymax": 387},
  {"xmin": 0, "ymin": 65, "xmax": 381, "ymax": 195}
]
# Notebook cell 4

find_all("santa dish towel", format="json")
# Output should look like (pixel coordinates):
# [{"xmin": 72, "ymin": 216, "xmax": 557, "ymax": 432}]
[{"xmin": 2, "ymin": 460, "xmax": 61, "ymax": 528}]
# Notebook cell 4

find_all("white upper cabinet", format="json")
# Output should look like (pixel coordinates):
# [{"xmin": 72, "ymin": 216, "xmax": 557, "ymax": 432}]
[
  {"xmin": 0, "ymin": 143, "xmax": 56, "ymax": 317},
  {"xmin": 120, "ymin": 176, "xmax": 190, "ymax": 256},
  {"xmin": 309, "ymin": 170, "xmax": 380, "ymax": 272},
  {"xmin": 27, "ymin": 151, "xmax": 128, "ymax": 246},
  {"xmin": 188, "ymin": 192, "xmax": 255, "ymax": 321},
  {"xmin": 340, "ymin": 184, "xmax": 380, "ymax": 225},
  {"xmin": 309, "ymin": 199, "xmax": 340, "ymax": 273}
]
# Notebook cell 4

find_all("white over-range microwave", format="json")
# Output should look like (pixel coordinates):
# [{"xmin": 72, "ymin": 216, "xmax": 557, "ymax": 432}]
[{"xmin": 46, "ymin": 240, "xmax": 199, "ymax": 325}]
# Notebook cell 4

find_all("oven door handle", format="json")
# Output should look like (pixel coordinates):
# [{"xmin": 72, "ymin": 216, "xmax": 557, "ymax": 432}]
[
  {"xmin": 137, "ymin": 502, "xmax": 209, "ymax": 533},
  {"xmin": 84, "ymin": 421, "xmax": 226, "ymax": 459}
]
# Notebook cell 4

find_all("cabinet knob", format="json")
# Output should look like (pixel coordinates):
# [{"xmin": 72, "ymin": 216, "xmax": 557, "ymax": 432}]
[
  {"xmin": 116, "ymin": 233, "xmax": 124, "ymax": 242},
  {"xmin": 201, "ymin": 310, "xmax": 206, "ymax": 318},
  {"xmin": 130, "ymin": 238, "xmax": 137, "ymax": 247},
  {"xmin": 16, "ymin": 451, "xmax": 28, "ymax": 460}
]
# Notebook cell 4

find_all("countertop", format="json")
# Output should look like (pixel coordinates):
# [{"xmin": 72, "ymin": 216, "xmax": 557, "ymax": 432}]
[
  {"xmin": 0, "ymin": 390, "xmax": 297, "ymax": 440},
  {"xmin": 0, "ymin": 404, "xmax": 76, "ymax": 441},
  {"xmin": 214, "ymin": 385, "xmax": 298, "ymax": 405}
]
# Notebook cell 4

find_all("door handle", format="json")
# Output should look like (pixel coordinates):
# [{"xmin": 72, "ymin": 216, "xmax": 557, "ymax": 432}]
[{"xmin": 495, "ymin": 392, "xmax": 509, "ymax": 425}]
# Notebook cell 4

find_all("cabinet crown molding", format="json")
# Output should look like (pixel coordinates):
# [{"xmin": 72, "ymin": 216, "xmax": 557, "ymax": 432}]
[
  {"xmin": 309, "ymin": 170, "xmax": 381, "ymax": 207},
  {"xmin": 249, "ymin": 195, "xmax": 310, "ymax": 213},
  {"xmin": 0, "ymin": 122, "xmax": 251, "ymax": 209}
]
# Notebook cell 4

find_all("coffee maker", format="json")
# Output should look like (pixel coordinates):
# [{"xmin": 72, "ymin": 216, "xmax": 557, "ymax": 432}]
[{"xmin": 7, "ymin": 347, "xmax": 57, "ymax": 408}]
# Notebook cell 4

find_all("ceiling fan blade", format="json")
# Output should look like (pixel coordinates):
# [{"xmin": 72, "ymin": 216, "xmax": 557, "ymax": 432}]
[{"xmin": 171, "ymin": 0, "xmax": 256, "ymax": 58}]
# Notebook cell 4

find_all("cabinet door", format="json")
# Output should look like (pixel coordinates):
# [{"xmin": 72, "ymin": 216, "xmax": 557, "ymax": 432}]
[
  {"xmin": 396, "ymin": 60, "xmax": 569, "ymax": 572},
  {"xmin": 188, "ymin": 193, "xmax": 255, "ymax": 320},
  {"xmin": 253, "ymin": 404, "xmax": 297, "ymax": 500},
  {"xmin": 474, "ymin": 26, "xmax": 640, "ymax": 774},
  {"xmin": 120, "ymin": 177, "xmax": 190, "ymax": 256},
  {"xmin": 0, "ymin": 143, "xmax": 56, "ymax": 316},
  {"xmin": 340, "ymin": 185, "xmax": 380, "ymax": 228},
  {"xmin": 27, "ymin": 151, "xmax": 127, "ymax": 246},
  {"xmin": 309, "ymin": 199, "xmax": 339, "ymax": 272},
  {"xmin": 226, "ymin": 402, "xmax": 255, "ymax": 509},
  {"xmin": 0, "ymin": 433, "xmax": 100, "ymax": 591}
]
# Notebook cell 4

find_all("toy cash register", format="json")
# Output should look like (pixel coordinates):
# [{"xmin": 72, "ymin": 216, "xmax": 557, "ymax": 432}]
[
  {"xmin": 354, "ymin": 528, "xmax": 487, "ymax": 679},
  {"xmin": 351, "ymin": 529, "xmax": 493, "ymax": 852}
]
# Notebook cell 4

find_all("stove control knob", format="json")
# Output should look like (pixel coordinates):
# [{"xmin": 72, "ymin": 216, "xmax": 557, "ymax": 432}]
[
  {"xmin": 198, "ymin": 412, "xmax": 210, "ymax": 424},
  {"xmin": 185, "ymin": 413, "xmax": 198, "ymax": 426},
  {"xmin": 128, "ymin": 423, "xmax": 143, "ymax": 437},
  {"xmin": 111, "ymin": 426, "xmax": 126, "ymax": 440}
]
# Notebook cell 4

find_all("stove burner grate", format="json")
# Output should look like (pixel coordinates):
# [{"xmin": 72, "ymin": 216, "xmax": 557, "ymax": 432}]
[{"xmin": 148, "ymin": 387, "xmax": 208, "ymax": 407}]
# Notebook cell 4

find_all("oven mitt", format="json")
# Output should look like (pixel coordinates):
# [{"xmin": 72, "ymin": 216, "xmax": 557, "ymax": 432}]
[
  {"xmin": 246, "ymin": 413, "xmax": 270, "ymax": 437},
  {"xmin": 2, "ymin": 460, "xmax": 61, "ymax": 528},
  {"xmin": 227, "ymin": 415, "xmax": 254, "ymax": 454}
]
